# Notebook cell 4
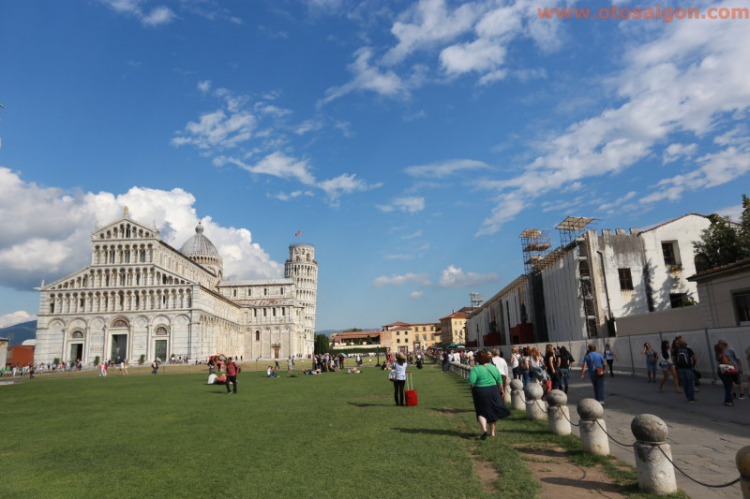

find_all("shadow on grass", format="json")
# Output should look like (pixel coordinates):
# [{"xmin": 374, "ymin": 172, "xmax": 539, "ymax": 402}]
[
  {"xmin": 348, "ymin": 402, "xmax": 391, "ymax": 408},
  {"xmin": 432, "ymin": 408, "xmax": 474, "ymax": 415},
  {"xmin": 539, "ymin": 476, "xmax": 624, "ymax": 492},
  {"xmin": 391, "ymin": 427, "xmax": 477, "ymax": 439}
]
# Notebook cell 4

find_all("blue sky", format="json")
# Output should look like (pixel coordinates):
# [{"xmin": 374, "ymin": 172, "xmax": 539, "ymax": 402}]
[{"xmin": 1, "ymin": 0, "xmax": 748, "ymax": 330}]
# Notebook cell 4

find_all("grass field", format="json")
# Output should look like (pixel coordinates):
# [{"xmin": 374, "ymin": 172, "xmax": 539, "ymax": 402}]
[{"xmin": 0, "ymin": 363, "xmax": 682, "ymax": 499}]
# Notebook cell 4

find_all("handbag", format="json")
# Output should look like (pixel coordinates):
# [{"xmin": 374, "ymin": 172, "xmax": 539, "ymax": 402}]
[
  {"xmin": 719, "ymin": 363, "xmax": 737, "ymax": 374},
  {"xmin": 595, "ymin": 366, "xmax": 606, "ymax": 377},
  {"xmin": 388, "ymin": 370, "xmax": 396, "ymax": 381}
]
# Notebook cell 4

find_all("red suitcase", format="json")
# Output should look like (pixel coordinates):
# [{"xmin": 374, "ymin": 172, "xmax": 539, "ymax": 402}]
[{"xmin": 405, "ymin": 372, "xmax": 418, "ymax": 406}]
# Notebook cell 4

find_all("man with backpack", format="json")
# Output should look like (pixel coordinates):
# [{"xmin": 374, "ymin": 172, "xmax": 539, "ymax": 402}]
[{"xmin": 673, "ymin": 337, "xmax": 698, "ymax": 403}]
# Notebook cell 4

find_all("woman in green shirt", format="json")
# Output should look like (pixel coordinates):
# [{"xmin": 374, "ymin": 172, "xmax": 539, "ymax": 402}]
[{"xmin": 468, "ymin": 351, "xmax": 511, "ymax": 440}]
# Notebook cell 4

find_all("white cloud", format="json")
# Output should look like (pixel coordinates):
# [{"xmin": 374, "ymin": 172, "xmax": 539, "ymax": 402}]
[
  {"xmin": 438, "ymin": 264, "xmax": 498, "ymax": 289},
  {"xmin": 377, "ymin": 197, "xmax": 425, "ymax": 214},
  {"xmin": 271, "ymin": 190, "xmax": 315, "ymax": 202},
  {"xmin": 476, "ymin": 3, "xmax": 750, "ymax": 234},
  {"xmin": 0, "ymin": 310, "xmax": 36, "ymax": 328},
  {"xmin": 295, "ymin": 120, "xmax": 324, "ymax": 135},
  {"xmin": 662, "ymin": 143, "xmax": 697, "ymax": 164},
  {"xmin": 401, "ymin": 230, "xmax": 423, "ymax": 240},
  {"xmin": 373, "ymin": 273, "xmax": 431, "ymax": 287},
  {"xmin": 321, "ymin": 47, "xmax": 409, "ymax": 105},
  {"xmin": 383, "ymin": 0, "xmax": 482, "ymax": 64},
  {"xmin": 318, "ymin": 173, "xmax": 382, "ymax": 202},
  {"xmin": 404, "ymin": 159, "xmax": 490, "ymax": 178},
  {"xmin": 410, "ymin": 291, "xmax": 424, "ymax": 298},
  {"xmin": 440, "ymin": 38, "xmax": 506, "ymax": 75},
  {"xmin": 716, "ymin": 203, "xmax": 743, "ymax": 222},
  {"xmin": 141, "ymin": 6, "xmax": 175, "ymax": 26},
  {"xmin": 100, "ymin": 0, "xmax": 175, "ymax": 27},
  {"xmin": 0, "ymin": 168, "xmax": 282, "ymax": 291},
  {"xmin": 172, "ymin": 109, "xmax": 256, "ymax": 150},
  {"xmin": 197, "ymin": 80, "xmax": 212, "ymax": 94}
]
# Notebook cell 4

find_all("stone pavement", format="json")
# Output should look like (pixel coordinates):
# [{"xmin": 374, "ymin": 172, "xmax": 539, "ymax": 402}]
[{"xmin": 562, "ymin": 369, "xmax": 749, "ymax": 499}]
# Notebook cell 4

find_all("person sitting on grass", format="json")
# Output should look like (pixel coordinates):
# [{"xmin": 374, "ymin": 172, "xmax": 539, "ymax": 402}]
[
  {"xmin": 267, "ymin": 366, "xmax": 279, "ymax": 378},
  {"xmin": 347, "ymin": 367, "xmax": 361, "ymax": 374}
]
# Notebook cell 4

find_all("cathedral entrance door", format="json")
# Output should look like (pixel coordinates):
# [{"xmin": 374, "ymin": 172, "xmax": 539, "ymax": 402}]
[
  {"xmin": 272, "ymin": 346, "xmax": 280, "ymax": 359},
  {"xmin": 69, "ymin": 343, "xmax": 83, "ymax": 364},
  {"xmin": 154, "ymin": 340, "xmax": 168, "ymax": 363},
  {"xmin": 111, "ymin": 335, "xmax": 127, "ymax": 363}
]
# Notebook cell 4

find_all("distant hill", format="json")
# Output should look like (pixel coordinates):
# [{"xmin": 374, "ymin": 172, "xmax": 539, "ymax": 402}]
[{"xmin": 0, "ymin": 321, "xmax": 37, "ymax": 346}]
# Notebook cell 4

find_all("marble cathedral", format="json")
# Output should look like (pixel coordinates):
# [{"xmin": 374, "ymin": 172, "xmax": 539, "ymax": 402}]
[{"xmin": 34, "ymin": 209, "xmax": 318, "ymax": 365}]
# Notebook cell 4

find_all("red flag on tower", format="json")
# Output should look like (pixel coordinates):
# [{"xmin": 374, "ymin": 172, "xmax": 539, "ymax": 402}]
[{"xmin": 295, "ymin": 231, "xmax": 301, "ymax": 236}]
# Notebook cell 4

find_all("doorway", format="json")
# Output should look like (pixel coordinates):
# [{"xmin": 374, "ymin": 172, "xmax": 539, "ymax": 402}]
[
  {"xmin": 154, "ymin": 340, "xmax": 168, "ymax": 363},
  {"xmin": 111, "ymin": 334, "xmax": 127, "ymax": 363},
  {"xmin": 272, "ymin": 346, "xmax": 280, "ymax": 359},
  {"xmin": 69, "ymin": 343, "xmax": 83, "ymax": 364}
]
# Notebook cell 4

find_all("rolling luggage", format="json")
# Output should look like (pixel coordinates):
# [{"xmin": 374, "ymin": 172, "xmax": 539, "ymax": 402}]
[{"xmin": 405, "ymin": 372, "xmax": 418, "ymax": 407}]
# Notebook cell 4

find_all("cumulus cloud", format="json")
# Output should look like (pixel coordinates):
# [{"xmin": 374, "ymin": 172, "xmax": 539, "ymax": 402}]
[
  {"xmin": 410, "ymin": 291, "xmax": 424, "ymax": 298},
  {"xmin": 376, "ymin": 197, "xmax": 425, "ymax": 213},
  {"xmin": 100, "ymin": 0, "xmax": 175, "ymax": 27},
  {"xmin": 404, "ymin": 159, "xmax": 490, "ymax": 178},
  {"xmin": 321, "ymin": 47, "xmax": 410, "ymax": 105},
  {"xmin": 373, "ymin": 273, "xmax": 432, "ymax": 287},
  {"xmin": 476, "ymin": 3, "xmax": 750, "ymax": 234},
  {"xmin": 0, "ymin": 310, "xmax": 36, "ymax": 328},
  {"xmin": 438, "ymin": 265, "xmax": 498, "ymax": 288},
  {"xmin": 0, "ymin": 168, "xmax": 283, "ymax": 291}
]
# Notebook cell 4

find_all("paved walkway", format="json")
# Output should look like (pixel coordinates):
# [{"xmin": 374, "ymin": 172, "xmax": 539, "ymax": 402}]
[{"xmin": 562, "ymin": 369, "xmax": 748, "ymax": 499}]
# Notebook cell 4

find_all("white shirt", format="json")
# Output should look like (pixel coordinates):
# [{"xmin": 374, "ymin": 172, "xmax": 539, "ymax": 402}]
[
  {"xmin": 394, "ymin": 362, "xmax": 408, "ymax": 381},
  {"xmin": 492, "ymin": 356, "xmax": 509, "ymax": 378},
  {"xmin": 510, "ymin": 353, "xmax": 519, "ymax": 369}
]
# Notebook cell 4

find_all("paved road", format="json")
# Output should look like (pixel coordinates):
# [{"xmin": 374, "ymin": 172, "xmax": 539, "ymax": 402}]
[{"xmin": 562, "ymin": 369, "xmax": 748, "ymax": 499}]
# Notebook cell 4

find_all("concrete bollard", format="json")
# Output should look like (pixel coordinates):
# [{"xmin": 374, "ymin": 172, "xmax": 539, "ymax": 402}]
[
  {"xmin": 510, "ymin": 379, "xmax": 525, "ymax": 411},
  {"xmin": 737, "ymin": 446, "xmax": 750, "ymax": 498},
  {"xmin": 577, "ymin": 399, "xmax": 609, "ymax": 456},
  {"xmin": 503, "ymin": 383, "xmax": 512, "ymax": 405},
  {"xmin": 524, "ymin": 382, "xmax": 548, "ymax": 421},
  {"xmin": 631, "ymin": 415, "xmax": 677, "ymax": 495},
  {"xmin": 546, "ymin": 389, "xmax": 571, "ymax": 436}
]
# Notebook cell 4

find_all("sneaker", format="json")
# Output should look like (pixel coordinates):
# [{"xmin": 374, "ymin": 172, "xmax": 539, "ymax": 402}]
[
  {"xmin": 480, "ymin": 432, "xmax": 488, "ymax": 441},
  {"xmin": 739, "ymin": 394, "xmax": 745, "ymax": 400}
]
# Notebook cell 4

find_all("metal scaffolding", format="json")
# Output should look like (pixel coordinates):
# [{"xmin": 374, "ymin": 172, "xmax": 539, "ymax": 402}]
[
  {"xmin": 469, "ymin": 292, "xmax": 483, "ymax": 308},
  {"xmin": 520, "ymin": 228, "xmax": 551, "ymax": 274},
  {"xmin": 556, "ymin": 216, "xmax": 597, "ymax": 247}
]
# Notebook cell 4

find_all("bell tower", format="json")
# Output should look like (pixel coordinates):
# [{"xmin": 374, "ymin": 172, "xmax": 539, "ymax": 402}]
[{"xmin": 284, "ymin": 244, "xmax": 318, "ymax": 354}]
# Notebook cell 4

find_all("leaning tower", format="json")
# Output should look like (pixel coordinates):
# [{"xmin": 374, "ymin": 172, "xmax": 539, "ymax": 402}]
[{"xmin": 284, "ymin": 244, "xmax": 318, "ymax": 355}]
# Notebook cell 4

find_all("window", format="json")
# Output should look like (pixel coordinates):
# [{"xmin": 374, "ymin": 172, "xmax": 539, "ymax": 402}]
[
  {"xmin": 155, "ymin": 327, "xmax": 168, "ymax": 335},
  {"xmin": 669, "ymin": 293, "xmax": 690, "ymax": 309},
  {"xmin": 396, "ymin": 339, "xmax": 400, "ymax": 344},
  {"xmin": 72, "ymin": 331, "xmax": 84, "ymax": 338},
  {"xmin": 662, "ymin": 242, "xmax": 677, "ymax": 266},
  {"xmin": 280, "ymin": 287, "xmax": 284, "ymax": 294},
  {"xmin": 255, "ymin": 331, "xmax": 260, "ymax": 341},
  {"xmin": 618, "ymin": 268, "xmax": 634, "ymax": 290},
  {"xmin": 734, "ymin": 291, "xmax": 750, "ymax": 325},
  {"xmin": 264, "ymin": 288, "xmax": 268, "ymax": 296},
  {"xmin": 233, "ymin": 289, "xmax": 237, "ymax": 297}
]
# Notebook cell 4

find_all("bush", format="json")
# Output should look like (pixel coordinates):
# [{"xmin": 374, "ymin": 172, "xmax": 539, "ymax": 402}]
[
  {"xmin": 94, "ymin": 356, "xmax": 100, "ymax": 366},
  {"xmin": 139, "ymin": 354, "xmax": 146, "ymax": 365},
  {"xmin": 53, "ymin": 358, "xmax": 60, "ymax": 365}
]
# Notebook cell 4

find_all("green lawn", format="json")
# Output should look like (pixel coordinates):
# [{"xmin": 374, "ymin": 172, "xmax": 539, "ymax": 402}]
[{"xmin": 0, "ymin": 364, "xmax": 681, "ymax": 499}]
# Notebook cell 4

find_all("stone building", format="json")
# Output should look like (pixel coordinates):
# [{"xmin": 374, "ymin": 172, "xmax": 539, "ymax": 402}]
[
  {"xmin": 34, "ymin": 210, "xmax": 317, "ymax": 365},
  {"xmin": 467, "ymin": 213, "xmax": 710, "ymax": 346}
]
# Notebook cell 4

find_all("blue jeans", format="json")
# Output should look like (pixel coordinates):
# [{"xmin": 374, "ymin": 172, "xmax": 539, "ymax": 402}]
[
  {"xmin": 588, "ymin": 371, "xmax": 605, "ymax": 402},
  {"xmin": 522, "ymin": 370, "xmax": 530, "ymax": 387},
  {"xmin": 559, "ymin": 368, "xmax": 570, "ymax": 391},
  {"xmin": 677, "ymin": 368, "xmax": 695, "ymax": 401}
]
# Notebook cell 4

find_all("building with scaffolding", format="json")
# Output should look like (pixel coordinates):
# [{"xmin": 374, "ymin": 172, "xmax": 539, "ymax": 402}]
[{"xmin": 466, "ymin": 213, "xmax": 711, "ymax": 346}]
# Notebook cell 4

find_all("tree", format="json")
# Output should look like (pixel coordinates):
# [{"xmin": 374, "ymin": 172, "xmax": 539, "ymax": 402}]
[
  {"xmin": 693, "ymin": 195, "xmax": 750, "ymax": 271},
  {"xmin": 314, "ymin": 334, "xmax": 330, "ymax": 355}
]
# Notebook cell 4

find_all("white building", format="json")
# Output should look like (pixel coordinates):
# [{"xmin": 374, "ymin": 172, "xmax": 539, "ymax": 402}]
[
  {"xmin": 34, "ymin": 210, "xmax": 318, "ymax": 365},
  {"xmin": 467, "ymin": 214, "xmax": 710, "ymax": 346}
]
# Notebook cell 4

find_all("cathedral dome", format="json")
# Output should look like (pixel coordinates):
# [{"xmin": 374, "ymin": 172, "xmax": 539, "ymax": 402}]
[{"xmin": 180, "ymin": 223, "xmax": 221, "ymax": 259}]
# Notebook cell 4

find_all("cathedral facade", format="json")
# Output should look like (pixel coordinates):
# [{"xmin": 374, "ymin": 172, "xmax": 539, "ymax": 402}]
[{"xmin": 34, "ymin": 210, "xmax": 318, "ymax": 365}]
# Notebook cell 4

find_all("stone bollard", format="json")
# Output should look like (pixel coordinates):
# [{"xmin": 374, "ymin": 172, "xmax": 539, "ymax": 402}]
[
  {"xmin": 546, "ymin": 389, "xmax": 571, "ymax": 436},
  {"xmin": 736, "ymin": 446, "xmax": 750, "ymax": 498},
  {"xmin": 524, "ymin": 382, "xmax": 548, "ymax": 421},
  {"xmin": 510, "ymin": 379, "xmax": 525, "ymax": 411},
  {"xmin": 503, "ymin": 383, "xmax": 512, "ymax": 405},
  {"xmin": 631, "ymin": 415, "xmax": 677, "ymax": 495},
  {"xmin": 577, "ymin": 399, "xmax": 609, "ymax": 456}
]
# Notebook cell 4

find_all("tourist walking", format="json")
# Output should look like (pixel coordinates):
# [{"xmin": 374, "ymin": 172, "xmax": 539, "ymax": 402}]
[
  {"xmin": 603, "ymin": 344, "xmax": 617, "ymax": 377},
  {"xmin": 557, "ymin": 346, "xmax": 574, "ymax": 394},
  {"xmin": 673, "ymin": 338, "xmax": 698, "ymax": 403},
  {"xmin": 715, "ymin": 342, "xmax": 736, "ymax": 407},
  {"xmin": 658, "ymin": 340, "xmax": 682, "ymax": 393},
  {"xmin": 544, "ymin": 344, "xmax": 558, "ymax": 389},
  {"xmin": 719, "ymin": 340, "xmax": 744, "ymax": 400},
  {"xmin": 581, "ymin": 344, "xmax": 606, "ymax": 404},
  {"xmin": 393, "ymin": 353, "xmax": 408, "ymax": 406},
  {"xmin": 490, "ymin": 349, "xmax": 509, "ymax": 397},
  {"xmin": 468, "ymin": 351, "xmax": 510, "ymax": 440},
  {"xmin": 225, "ymin": 357, "xmax": 240, "ymax": 394},
  {"xmin": 641, "ymin": 342, "xmax": 658, "ymax": 383}
]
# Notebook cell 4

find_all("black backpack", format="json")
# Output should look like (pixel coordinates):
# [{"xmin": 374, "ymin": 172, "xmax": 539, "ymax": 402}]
[{"xmin": 674, "ymin": 347, "xmax": 692, "ymax": 369}]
